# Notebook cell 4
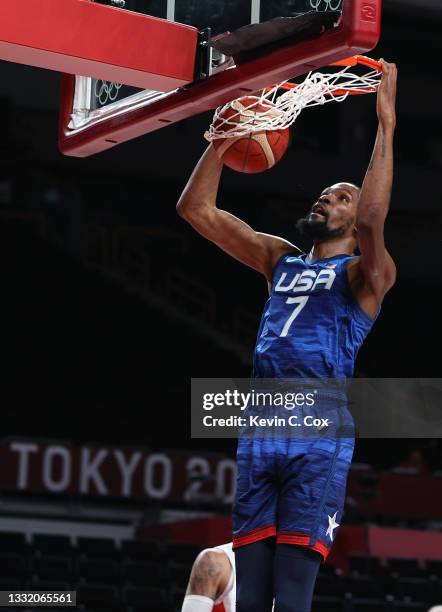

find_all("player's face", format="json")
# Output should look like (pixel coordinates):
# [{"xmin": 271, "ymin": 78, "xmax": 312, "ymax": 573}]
[{"xmin": 298, "ymin": 183, "xmax": 360, "ymax": 239}]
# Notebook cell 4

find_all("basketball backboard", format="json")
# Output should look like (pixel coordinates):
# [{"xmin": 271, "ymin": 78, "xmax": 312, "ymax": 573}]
[
  {"xmin": 63, "ymin": 0, "xmax": 275, "ymax": 132},
  {"xmin": 0, "ymin": 0, "xmax": 381, "ymax": 157},
  {"xmin": 62, "ymin": 1, "xmax": 347, "ymax": 139},
  {"xmin": 93, "ymin": 1, "xmax": 345, "ymax": 34}
]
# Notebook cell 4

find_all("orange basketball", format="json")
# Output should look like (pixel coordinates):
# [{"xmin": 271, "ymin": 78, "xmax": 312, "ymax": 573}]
[{"xmin": 212, "ymin": 97, "xmax": 290, "ymax": 174}]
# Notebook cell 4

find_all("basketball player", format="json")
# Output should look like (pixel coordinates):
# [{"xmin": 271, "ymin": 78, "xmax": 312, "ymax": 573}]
[
  {"xmin": 182, "ymin": 543, "xmax": 235, "ymax": 612},
  {"xmin": 177, "ymin": 60, "xmax": 397, "ymax": 612}
]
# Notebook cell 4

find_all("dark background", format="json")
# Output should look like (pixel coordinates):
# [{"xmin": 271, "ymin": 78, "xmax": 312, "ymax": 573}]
[{"xmin": 0, "ymin": 2, "xmax": 441, "ymax": 472}]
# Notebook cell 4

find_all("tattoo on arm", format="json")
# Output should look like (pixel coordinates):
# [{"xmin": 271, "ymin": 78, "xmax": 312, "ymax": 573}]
[
  {"xmin": 368, "ymin": 127, "xmax": 387, "ymax": 172},
  {"xmin": 381, "ymin": 127, "xmax": 386, "ymax": 158}
]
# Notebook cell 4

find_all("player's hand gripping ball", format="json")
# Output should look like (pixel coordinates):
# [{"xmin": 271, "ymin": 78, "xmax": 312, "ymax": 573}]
[{"xmin": 212, "ymin": 97, "xmax": 290, "ymax": 174}]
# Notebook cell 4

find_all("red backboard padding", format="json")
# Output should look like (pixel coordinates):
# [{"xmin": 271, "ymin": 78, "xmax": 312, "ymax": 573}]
[
  {"xmin": 0, "ymin": 0, "xmax": 197, "ymax": 91},
  {"xmin": 59, "ymin": 0, "xmax": 383, "ymax": 156}
]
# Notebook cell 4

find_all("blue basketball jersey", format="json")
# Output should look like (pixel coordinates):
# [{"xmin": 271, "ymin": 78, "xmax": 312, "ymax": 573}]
[{"xmin": 253, "ymin": 253, "xmax": 377, "ymax": 379}]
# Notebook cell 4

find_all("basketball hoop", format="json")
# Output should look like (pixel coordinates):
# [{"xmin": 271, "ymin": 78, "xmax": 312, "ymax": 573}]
[{"xmin": 205, "ymin": 56, "xmax": 382, "ymax": 142}]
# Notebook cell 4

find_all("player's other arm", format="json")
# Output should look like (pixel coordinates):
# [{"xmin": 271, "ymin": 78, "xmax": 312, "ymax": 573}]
[
  {"xmin": 355, "ymin": 60, "xmax": 398, "ymax": 303},
  {"xmin": 177, "ymin": 145, "xmax": 299, "ymax": 282},
  {"xmin": 181, "ymin": 548, "xmax": 231, "ymax": 611}
]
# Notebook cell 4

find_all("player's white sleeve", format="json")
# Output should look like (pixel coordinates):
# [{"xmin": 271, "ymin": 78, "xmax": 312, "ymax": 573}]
[{"xmin": 181, "ymin": 595, "xmax": 214, "ymax": 612}]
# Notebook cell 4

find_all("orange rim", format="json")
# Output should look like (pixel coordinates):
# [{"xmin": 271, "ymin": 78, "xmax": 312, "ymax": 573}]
[
  {"xmin": 331, "ymin": 55, "xmax": 381, "ymax": 71},
  {"xmin": 263, "ymin": 55, "xmax": 381, "ymax": 97}
]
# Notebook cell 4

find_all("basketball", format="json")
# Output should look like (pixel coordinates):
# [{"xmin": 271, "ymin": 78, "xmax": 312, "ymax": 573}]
[{"xmin": 212, "ymin": 97, "xmax": 290, "ymax": 174}]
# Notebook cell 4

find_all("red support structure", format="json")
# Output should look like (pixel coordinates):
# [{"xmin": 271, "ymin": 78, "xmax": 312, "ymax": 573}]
[
  {"xmin": 59, "ymin": 0, "xmax": 382, "ymax": 157},
  {"xmin": 0, "ymin": 0, "xmax": 198, "ymax": 91},
  {"xmin": 0, "ymin": 0, "xmax": 382, "ymax": 157}
]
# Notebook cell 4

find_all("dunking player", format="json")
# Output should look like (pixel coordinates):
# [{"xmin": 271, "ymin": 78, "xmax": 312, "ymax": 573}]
[
  {"xmin": 177, "ymin": 61, "xmax": 397, "ymax": 611},
  {"xmin": 182, "ymin": 543, "xmax": 235, "ymax": 612}
]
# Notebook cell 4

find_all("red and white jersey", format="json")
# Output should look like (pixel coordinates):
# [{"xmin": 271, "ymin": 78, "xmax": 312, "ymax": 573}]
[{"xmin": 212, "ymin": 543, "xmax": 235, "ymax": 612}]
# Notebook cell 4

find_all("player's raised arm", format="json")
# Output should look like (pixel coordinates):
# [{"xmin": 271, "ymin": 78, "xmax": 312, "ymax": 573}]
[
  {"xmin": 356, "ymin": 59, "xmax": 398, "ymax": 301},
  {"xmin": 176, "ymin": 145, "xmax": 299, "ymax": 282}
]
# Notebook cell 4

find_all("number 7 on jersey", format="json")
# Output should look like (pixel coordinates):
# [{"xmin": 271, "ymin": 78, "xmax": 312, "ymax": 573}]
[{"xmin": 280, "ymin": 296, "xmax": 309, "ymax": 337}]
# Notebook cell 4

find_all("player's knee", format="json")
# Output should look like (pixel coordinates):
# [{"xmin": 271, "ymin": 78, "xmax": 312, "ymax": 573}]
[{"xmin": 188, "ymin": 549, "xmax": 224, "ymax": 596}]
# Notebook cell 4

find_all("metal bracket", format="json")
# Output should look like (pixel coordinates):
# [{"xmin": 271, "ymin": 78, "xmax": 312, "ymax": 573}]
[
  {"xmin": 194, "ymin": 27, "xmax": 236, "ymax": 82},
  {"xmin": 195, "ymin": 27, "xmax": 212, "ymax": 81}
]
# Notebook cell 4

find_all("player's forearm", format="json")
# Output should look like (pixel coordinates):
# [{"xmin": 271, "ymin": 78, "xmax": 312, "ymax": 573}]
[
  {"xmin": 177, "ymin": 145, "xmax": 223, "ymax": 219},
  {"xmin": 356, "ymin": 122, "xmax": 395, "ymax": 228}
]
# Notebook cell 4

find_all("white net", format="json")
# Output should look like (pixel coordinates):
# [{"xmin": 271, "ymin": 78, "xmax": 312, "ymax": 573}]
[{"xmin": 205, "ymin": 59, "xmax": 381, "ymax": 142}]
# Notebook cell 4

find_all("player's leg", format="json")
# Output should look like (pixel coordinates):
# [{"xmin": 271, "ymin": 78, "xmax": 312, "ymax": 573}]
[
  {"xmin": 272, "ymin": 439, "xmax": 340, "ymax": 612},
  {"xmin": 276, "ymin": 394, "xmax": 355, "ymax": 559},
  {"xmin": 273, "ymin": 544, "xmax": 321, "ymax": 612},
  {"xmin": 182, "ymin": 549, "xmax": 231, "ymax": 612},
  {"xmin": 273, "ymin": 433, "xmax": 354, "ymax": 610},
  {"xmin": 235, "ymin": 539, "xmax": 275, "ymax": 612},
  {"xmin": 277, "ymin": 437, "xmax": 354, "ymax": 551},
  {"xmin": 233, "ymin": 437, "xmax": 278, "ymax": 612}
]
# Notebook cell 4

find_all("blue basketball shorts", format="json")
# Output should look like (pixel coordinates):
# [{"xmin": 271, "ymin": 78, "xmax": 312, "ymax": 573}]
[{"xmin": 232, "ymin": 392, "xmax": 355, "ymax": 560}]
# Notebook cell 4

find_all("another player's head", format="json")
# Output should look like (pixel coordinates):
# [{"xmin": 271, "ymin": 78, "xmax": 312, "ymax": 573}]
[{"xmin": 296, "ymin": 183, "xmax": 361, "ymax": 251}]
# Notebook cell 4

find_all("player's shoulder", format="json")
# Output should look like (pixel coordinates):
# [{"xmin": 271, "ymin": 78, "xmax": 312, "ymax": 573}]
[
  {"xmin": 347, "ymin": 251, "xmax": 397, "ymax": 295},
  {"xmin": 211, "ymin": 543, "xmax": 235, "ymax": 569},
  {"xmin": 272, "ymin": 246, "xmax": 305, "ymax": 268},
  {"xmin": 213, "ymin": 542, "xmax": 233, "ymax": 556},
  {"xmin": 257, "ymin": 233, "xmax": 302, "ymax": 263},
  {"xmin": 196, "ymin": 544, "xmax": 232, "ymax": 571}
]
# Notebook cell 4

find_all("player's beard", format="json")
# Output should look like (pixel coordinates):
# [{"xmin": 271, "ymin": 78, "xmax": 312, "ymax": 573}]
[{"xmin": 296, "ymin": 216, "xmax": 346, "ymax": 240}]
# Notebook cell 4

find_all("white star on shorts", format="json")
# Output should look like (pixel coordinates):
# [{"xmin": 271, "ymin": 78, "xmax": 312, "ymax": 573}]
[{"xmin": 326, "ymin": 512, "xmax": 340, "ymax": 541}]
